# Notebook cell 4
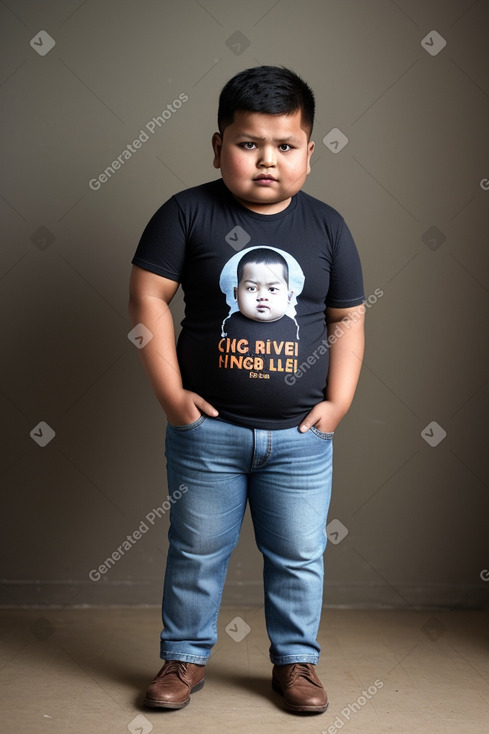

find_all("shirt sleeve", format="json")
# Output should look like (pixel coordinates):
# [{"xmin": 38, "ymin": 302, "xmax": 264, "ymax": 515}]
[
  {"xmin": 325, "ymin": 218, "xmax": 365, "ymax": 308},
  {"xmin": 131, "ymin": 196, "xmax": 186, "ymax": 282}
]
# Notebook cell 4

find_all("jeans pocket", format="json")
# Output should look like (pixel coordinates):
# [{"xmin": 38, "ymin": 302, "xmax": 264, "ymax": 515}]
[
  {"xmin": 309, "ymin": 426, "xmax": 334, "ymax": 441},
  {"xmin": 167, "ymin": 414, "xmax": 208, "ymax": 432}
]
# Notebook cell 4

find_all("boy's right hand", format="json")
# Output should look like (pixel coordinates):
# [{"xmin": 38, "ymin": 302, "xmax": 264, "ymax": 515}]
[{"xmin": 164, "ymin": 389, "xmax": 219, "ymax": 427}]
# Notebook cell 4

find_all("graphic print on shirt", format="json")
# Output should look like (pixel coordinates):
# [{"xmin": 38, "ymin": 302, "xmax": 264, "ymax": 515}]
[{"xmin": 218, "ymin": 246, "xmax": 305, "ymax": 379}]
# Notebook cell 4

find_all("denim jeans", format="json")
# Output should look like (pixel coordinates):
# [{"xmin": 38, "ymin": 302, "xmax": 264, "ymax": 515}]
[{"xmin": 160, "ymin": 415, "xmax": 333, "ymax": 665}]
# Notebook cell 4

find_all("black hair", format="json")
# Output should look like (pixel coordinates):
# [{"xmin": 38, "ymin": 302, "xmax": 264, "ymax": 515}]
[
  {"xmin": 237, "ymin": 247, "xmax": 289, "ymax": 287},
  {"xmin": 217, "ymin": 66, "xmax": 315, "ymax": 138}
]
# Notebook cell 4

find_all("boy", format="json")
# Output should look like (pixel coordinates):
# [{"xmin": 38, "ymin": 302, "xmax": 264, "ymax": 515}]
[{"xmin": 129, "ymin": 66, "xmax": 365, "ymax": 714}]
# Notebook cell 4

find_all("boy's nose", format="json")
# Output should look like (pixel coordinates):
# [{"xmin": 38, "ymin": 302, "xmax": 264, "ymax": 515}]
[{"xmin": 259, "ymin": 147, "xmax": 276, "ymax": 167}]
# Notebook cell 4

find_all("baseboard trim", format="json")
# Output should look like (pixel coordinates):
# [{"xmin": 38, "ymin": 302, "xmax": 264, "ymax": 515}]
[{"xmin": 1, "ymin": 580, "xmax": 488, "ymax": 609}]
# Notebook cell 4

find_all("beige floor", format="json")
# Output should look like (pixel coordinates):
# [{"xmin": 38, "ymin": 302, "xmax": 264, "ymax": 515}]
[{"xmin": 1, "ymin": 607, "xmax": 488, "ymax": 733}]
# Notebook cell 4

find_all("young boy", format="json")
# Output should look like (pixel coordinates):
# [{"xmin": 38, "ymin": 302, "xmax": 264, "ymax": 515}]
[{"xmin": 129, "ymin": 66, "xmax": 365, "ymax": 715}]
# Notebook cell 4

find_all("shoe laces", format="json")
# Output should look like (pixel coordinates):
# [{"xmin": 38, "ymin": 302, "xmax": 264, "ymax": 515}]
[
  {"xmin": 288, "ymin": 663, "xmax": 312, "ymax": 682},
  {"xmin": 159, "ymin": 660, "xmax": 188, "ymax": 681}
]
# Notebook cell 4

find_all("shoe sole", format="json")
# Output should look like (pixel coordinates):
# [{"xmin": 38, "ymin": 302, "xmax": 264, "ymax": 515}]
[
  {"xmin": 272, "ymin": 679, "xmax": 329, "ymax": 714},
  {"xmin": 144, "ymin": 677, "xmax": 205, "ymax": 709}
]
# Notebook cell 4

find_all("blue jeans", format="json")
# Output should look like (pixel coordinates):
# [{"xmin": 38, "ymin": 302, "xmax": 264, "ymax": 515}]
[{"xmin": 160, "ymin": 415, "xmax": 333, "ymax": 665}]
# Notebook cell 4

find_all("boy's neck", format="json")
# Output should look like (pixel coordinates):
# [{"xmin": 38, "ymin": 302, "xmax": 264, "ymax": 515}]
[{"xmin": 231, "ymin": 193, "xmax": 293, "ymax": 215}]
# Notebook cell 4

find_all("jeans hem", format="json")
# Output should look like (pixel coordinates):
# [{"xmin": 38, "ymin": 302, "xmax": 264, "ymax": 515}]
[
  {"xmin": 271, "ymin": 654, "xmax": 319, "ymax": 665},
  {"xmin": 160, "ymin": 650, "xmax": 209, "ymax": 665}
]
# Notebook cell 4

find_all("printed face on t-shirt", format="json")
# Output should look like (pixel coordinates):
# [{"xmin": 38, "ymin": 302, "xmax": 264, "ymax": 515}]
[{"xmin": 233, "ymin": 261, "xmax": 291, "ymax": 322}]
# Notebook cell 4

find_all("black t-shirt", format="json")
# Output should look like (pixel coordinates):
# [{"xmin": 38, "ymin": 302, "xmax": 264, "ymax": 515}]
[{"xmin": 132, "ymin": 178, "xmax": 364, "ymax": 429}]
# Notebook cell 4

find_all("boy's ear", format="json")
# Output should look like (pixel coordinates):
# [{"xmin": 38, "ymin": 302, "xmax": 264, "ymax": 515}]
[
  {"xmin": 212, "ymin": 132, "xmax": 223, "ymax": 169},
  {"xmin": 306, "ymin": 140, "xmax": 315, "ymax": 175}
]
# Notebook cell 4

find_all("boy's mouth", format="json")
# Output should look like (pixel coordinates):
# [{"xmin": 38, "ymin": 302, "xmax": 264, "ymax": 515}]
[{"xmin": 254, "ymin": 174, "xmax": 277, "ymax": 182}]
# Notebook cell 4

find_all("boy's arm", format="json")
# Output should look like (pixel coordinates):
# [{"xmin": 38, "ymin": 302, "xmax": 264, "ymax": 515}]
[
  {"xmin": 128, "ymin": 265, "xmax": 218, "ymax": 426},
  {"xmin": 299, "ymin": 305, "xmax": 365, "ymax": 434}
]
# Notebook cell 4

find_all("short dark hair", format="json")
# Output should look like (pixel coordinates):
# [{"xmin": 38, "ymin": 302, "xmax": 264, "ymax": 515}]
[
  {"xmin": 217, "ymin": 66, "xmax": 315, "ymax": 138},
  {"xmin": 237, "ymin": 247, "xmax": 289, "ymax": 287}
]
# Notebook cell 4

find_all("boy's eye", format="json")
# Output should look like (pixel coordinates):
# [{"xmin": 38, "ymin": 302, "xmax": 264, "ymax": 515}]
[
  {"xmin": 278, "ymin": 144, "xmax": 292, "ymax": 152},
  {"xmin": 247, "ymin": 285, "xmax": 257, "ymax": 292},
  {"xmin": 239, "ymin": 142, "xmax": 256, "ymax": 150},
  {"xmin": 269, "ymin": 287, "xmax": 279, "ymax": 293}
]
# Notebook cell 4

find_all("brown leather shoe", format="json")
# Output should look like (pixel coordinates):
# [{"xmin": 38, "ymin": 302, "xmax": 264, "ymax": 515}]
[
  {"xmin": 272, "ymin": 663, "xmax": 329, "ymax": 713},
  {"xmin": 143, "ymin": 660, "xmax": 205, "ymax": 709}
]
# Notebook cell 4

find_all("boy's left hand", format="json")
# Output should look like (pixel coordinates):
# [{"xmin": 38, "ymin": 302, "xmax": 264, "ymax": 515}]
[{"xmin": 299, "ymin": 400, "xmax": 345, "ymax": 434}]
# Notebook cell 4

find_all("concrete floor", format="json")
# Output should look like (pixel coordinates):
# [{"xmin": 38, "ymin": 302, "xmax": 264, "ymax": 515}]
[{"xmin": 0, "ymin": 607, "xmax": 488, "ymax": 733}]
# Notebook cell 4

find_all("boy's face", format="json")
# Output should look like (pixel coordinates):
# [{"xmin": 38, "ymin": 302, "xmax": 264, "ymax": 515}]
[
  {"xmin": 234, "ymin": 261, "xmax": 291, "ymax": 322},
  {"xmin": 212, "ymin": 110, "xmax": 315, "ymax": 214}
]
